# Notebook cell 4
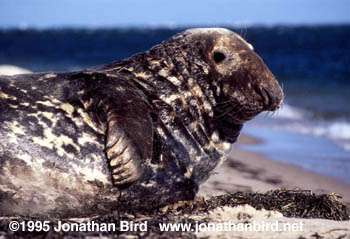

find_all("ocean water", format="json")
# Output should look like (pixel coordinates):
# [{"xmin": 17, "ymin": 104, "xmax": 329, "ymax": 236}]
[{"xmin": 0, "ymin": 26, "xmax": 349, "ymax": 183}]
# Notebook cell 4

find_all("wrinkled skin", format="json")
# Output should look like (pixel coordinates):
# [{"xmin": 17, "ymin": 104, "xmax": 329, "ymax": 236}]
[{"xmin": 0, "ymin": 28, "xmax": 283, "ymax": 218}]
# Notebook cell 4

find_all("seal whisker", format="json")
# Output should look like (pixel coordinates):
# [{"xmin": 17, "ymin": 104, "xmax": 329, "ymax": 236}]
[
  {"xmin": 214, "ymin": 104, "xmax": 244, "ymax": 121},
  {"xmin": 214, "ymin": 103, "xmax": 233, "ymax": 112},
  {"xmin": 215, "ymin": 99, "xmax": 235, "ymax": 105},
  {"xmin": 214, "ymin": 107, "xmax": 234, "ymax": 120}
]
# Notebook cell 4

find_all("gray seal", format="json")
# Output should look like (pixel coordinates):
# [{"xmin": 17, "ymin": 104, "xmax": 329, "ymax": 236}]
[{"xmin": 0, "ymin": 28, "xmax": 283, "ymax": 217}]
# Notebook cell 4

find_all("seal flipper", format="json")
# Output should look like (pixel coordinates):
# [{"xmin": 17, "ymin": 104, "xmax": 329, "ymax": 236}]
[{"xmin": 104, "ymin": 101, "xmax": 153, "ymax": 188}]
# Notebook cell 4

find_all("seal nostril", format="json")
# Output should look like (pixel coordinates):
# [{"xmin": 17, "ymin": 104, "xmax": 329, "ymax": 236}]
[
  {"xmin": 254, "ymin": 86, "xmax": 271, "ymax": 110},
  {"xmin": 263, "ymin": 88, "xmax": 273, "ymax": 109},
  {"xmin": 213, "ymin": 51, "xmax": 226, "ymax": 64}
]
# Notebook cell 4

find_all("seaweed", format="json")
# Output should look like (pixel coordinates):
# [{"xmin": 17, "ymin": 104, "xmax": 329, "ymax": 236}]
[{"xmin": 204, "ymin": 189, "xmax": 350, "ymax": 221}]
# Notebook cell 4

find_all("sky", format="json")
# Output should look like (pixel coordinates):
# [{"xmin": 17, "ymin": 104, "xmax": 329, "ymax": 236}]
[{"xmin": 0, "ymin": 0, "xmax": 349, "ymax": 28}]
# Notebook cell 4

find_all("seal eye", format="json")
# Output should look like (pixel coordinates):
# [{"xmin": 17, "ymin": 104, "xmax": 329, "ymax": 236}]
[{"xmin": 213, "ymin": 51, "xmax": 226, "ymax": 64}]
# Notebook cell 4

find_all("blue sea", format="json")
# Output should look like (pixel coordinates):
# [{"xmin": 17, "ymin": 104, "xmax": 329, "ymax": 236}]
[{"xmin": 0, "ymin": 25, "xmax": 349, "ymax": 183}]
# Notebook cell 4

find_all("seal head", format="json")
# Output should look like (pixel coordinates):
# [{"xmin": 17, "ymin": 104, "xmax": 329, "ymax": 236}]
[{"xmin": 193, "ymin": 28, "xmax": 283, "ymax": 142}]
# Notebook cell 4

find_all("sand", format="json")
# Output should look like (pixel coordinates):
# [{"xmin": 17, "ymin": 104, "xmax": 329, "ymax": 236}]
[
  {"xmin": 197, "ymin": 134, "xmax": 350, "ymax": 238},
  {"xmin": 200, "ymin": 134, "xmax": 350, "ymax": 203},
  {"xmin": 189, "ymin": 205, "xmax": 350, "ymax": 239}
]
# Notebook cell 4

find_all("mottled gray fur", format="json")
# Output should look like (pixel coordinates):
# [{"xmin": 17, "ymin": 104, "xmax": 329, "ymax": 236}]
[{"xmin": 0, "ymin": 28, "xmax": 283, "ymax": 218}]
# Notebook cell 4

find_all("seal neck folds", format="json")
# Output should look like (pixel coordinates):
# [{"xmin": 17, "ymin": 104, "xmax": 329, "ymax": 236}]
[
  {"xmin": 103, "ymin": 39, "xmax": 223, "ymax": 146},
  {"xmin": 97, "ymin": 35, "xmax": 229, "ymax": 184}
]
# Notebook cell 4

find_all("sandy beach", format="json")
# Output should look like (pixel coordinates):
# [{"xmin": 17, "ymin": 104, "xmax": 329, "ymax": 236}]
[
  {"xmin": 200, "ymin": 134, "xmax": 350, "ymax": 204},
  {"xmin": 196, "ymin": 134, "xmax": 350, "ymax": 239}
]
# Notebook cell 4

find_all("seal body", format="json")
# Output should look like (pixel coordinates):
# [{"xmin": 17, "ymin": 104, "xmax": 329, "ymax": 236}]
[{"xmin": 0, "ymin": 28, "xmax": 283, "ymax": 217}]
